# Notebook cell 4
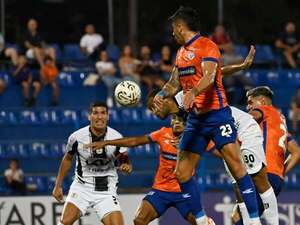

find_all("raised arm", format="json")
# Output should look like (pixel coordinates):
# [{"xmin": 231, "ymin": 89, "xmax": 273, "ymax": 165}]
[
  {"xmin": 284, "ymin": 139, "xmax": 300, "ymax": 174},
  {"xmin": 221, "ymin": 45, "xmax": 256, "ymax": 76},
  {"xmin": 52, "ymin": 153, "xmax": 74, "ymax": 202},
  {"xmin": 153, "ymin": 67, "xmax": 181, "ymax": 109},
  {"xmin": 85, "ymin": 135, "xmax": 151, "ymax": 151}
]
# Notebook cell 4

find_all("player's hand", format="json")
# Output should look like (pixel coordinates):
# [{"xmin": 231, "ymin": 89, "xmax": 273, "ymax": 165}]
[
  {"xmin": 52, "ymin": 185, "xmax": 64, "ymax": 203},
  {"xmin": 242, "ymin": 45, "xmax": 256, "ymax": 69},
  {"xmin": 84, "ymin": 141, "xmax": 106, "ymax": 151},
  {"xmin": 153, "ymin": 94, "xmax": 164, "ymax": 111},
  {"xmin": 119, "ymin": 163, "xmax": 132, "ymax": 175},
  {"xmin": 183, "ymin": 89, "xmax": 197, "ymax": 110}
]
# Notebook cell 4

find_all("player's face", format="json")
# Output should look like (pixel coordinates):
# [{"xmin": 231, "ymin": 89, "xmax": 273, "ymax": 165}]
[
  {"xmin": 89, "ymin": 106, "xmax": 109, "ymax": 130},
  {"xmin": 171, "ymin": 115, "xmax": 185, "ymax": 135},
  {"xmin": 247, "ymin": 96, "xmax": 264, "ymax": 111},
  {"xmin": 172, "ymin": 21, "xmax": 185, "ymax": 45}
]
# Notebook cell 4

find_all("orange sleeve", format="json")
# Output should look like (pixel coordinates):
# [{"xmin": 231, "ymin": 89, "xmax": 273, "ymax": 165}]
[
  {"xmin": 201, "ymin": 41, "xmax": 221, "ymax": 63},
  {"xmin": 148, "ymin": 128, "xmax": 163, "ymax": 142}
]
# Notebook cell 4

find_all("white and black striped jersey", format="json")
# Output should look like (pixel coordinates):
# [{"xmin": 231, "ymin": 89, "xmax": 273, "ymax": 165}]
[{"xmin": 66, "ymin": 125, "xmax": 127, "ymax": 189}]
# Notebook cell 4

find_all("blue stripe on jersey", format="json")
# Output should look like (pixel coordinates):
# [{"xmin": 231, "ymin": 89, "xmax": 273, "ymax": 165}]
[
  {"xmin": 184, "ymin": 33, "xmax": 201, "ymax": 47},
  {"xmin": 287, "ymin": 134, "xmax": 294, "ymax": 142},
  {"xmin": 263, "ymin": 121, "xmax": 267, "ymax": 152},
  {"xmin": 178, "ymin": 66, "xmax": 196, "ymax": 77},
  {"xmin": 202, "ymin": 57, "xmax": 219, "ymax": 63},
  {"xmin": 213, "ymin": 78, "xmax": 224, "ymax": 108},
  {"xmin": 161, "ymin": 152, "xmax": 177, "ymax": 161}
]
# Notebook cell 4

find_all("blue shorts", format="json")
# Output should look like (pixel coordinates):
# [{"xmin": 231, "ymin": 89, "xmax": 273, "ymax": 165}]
[
  {"xmin": 257, "ymin": 173, "xmax": 284, "ymax": 216},
  {"xmin": 179, "ymin": 106, "xmax": 237, "ymax": 154},
  {"xmin": 143, "ymin": 188, "xmax": 191, "ymax": 218}
]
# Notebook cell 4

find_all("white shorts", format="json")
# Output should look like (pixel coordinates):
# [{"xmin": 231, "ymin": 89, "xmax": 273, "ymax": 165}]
[
  {"xmin": 224, "ymin": 137, "xmax": 267, "ymax": 182},
  {"xmin": 64, "ymin": 181, "xmax": 122, "ymax": 220}
]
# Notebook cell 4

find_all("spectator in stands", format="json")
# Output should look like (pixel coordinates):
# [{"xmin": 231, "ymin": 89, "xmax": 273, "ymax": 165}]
[
  {"xmin": 291, "ymin": 87, "xmax": 300, "ymax": 134},
  {"xmin": 0, "ymin": 78, "xmax": 5, "ymax": 95},
  {"xmin": 118, "ymin": 45, "xmax": 140, "ymax": 82},
  {"xmin": 159, "ymin": 45, "xmax": 173, "ymax": 80},
  {"xmin": 11, "ymin": 55, "xmax": 41, "ymax": 106},
  {"xmin": 80, "ymin": 24, "xmax": 104, "ymax": 61},
  {"xmin": 276, "ymin": 21, "xmax": 300, "ymax": 68},
  {"xmin": 0, "ymin": 32, "xmax": 18, "ymax": 67},
  {"xmin": 40, "ymin": 56, "xmax": 60, "ymax": 106},
  {"xmin": 211, "ymin": 24, "xmax": 243, "ymax": 64},
  {"xmin": 96, "ymin": 50, "xmax": 118, "ymax": 107},
  {"xmin": 23, "ymin": 18, "xmax": 56, "ymax": 68},
  {"xmin": 138, "ymin": 45, "xmax": 164, "ymax": 91},
  {"xmin": 4, "ymin": 159, "xmax": 26, "ymax": 195}
]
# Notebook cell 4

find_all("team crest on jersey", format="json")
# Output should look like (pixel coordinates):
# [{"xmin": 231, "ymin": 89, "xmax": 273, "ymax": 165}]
[{"xmin": 187, "ymin": 51, "xmax": 195, "ymax": 60}]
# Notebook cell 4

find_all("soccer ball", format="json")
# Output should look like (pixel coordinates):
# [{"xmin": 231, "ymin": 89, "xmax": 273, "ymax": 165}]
[{"xmin": 114, "ymin": 81, "xmax": 141, "ymax": 106}]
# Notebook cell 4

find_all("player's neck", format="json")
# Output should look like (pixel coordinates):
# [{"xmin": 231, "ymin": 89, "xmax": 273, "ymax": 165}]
[
  {"xmin": 183, "ymin": 31, "xmax": 199, "ymax": 44},
  {"xmin": 90, "ymin": 126, "xmax": 106, "ymax": 137}
]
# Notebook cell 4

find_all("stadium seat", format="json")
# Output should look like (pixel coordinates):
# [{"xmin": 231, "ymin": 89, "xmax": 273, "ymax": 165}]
[
  {"xmin": 234, "ymin": 44, "xmax": 248, "ymax": 58},
  {"xmin": 39, "ymin": 109, "xmax": 60, "ymax": 124},
  {"xmin": 6, "ymin": 143, "xmax": 29, "ymax": 158},
  {"xmin": 58, "ymin": 72, "xmax": 76, "ymax": 87},
  {"xmin": 254, "ymin": 45, "xmax": 275, "ymax": 64},
  {"xmin": 63, "ymin": 44, "xmax": 88, "ymax": 62},
  {"xmin": 61, "ymin": 109, "xmax": 78, "ymax": 124},
  {"xmin": 50, "ymin": 143, "xmax": 66, "ymax": 158},
  {"xmin": 28, "ymin": 142, "xmax": 49, "ymax": 158},
  {"xmin": 25, "ymin": 176, "xmax": 47, "ymax": 193},
  {"xmin": 0, "ymin": 110, "xmax": 17, "ymax": 124},
  {"xmin": 19, "ymin": 110, "xmax": 39, "ymax": 124},
  {"xmin": 106, "ymin": 44, "xmax": 120, "ymax": 62}
]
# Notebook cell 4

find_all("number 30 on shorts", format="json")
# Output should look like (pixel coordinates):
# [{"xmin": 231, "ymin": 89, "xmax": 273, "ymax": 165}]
[{"xmin": 219, "ymin": 124, "xmax": 233, "ymax": 137}]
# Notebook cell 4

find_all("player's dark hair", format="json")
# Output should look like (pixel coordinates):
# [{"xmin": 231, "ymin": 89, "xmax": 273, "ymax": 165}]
[
  {"xmin": 246, "ymin": 86, "xmax": 274, "ymax": 100},
  {"xmin": 89, "ymin": 101, "xmax": 108, "ymax": 114},
  {"xmin": 169, "ymin": 6, "xmax": 200, "ymax": 32},
  {"xmin": 10, "ymin": 158, "xmax": 20, "ymax": 168}
]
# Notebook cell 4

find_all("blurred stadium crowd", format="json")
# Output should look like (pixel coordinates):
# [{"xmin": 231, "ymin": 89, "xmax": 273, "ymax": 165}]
[{"xmin": 1, "ymin": 17, "xmax": 300, "ymax": 196}]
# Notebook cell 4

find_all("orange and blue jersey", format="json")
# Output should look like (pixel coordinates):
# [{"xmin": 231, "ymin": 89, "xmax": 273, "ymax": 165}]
[
  {"xmin": 148, "ymin": 127, "xmax": 181, "ymax": 192},
  {"xmin": 175, "ymin": 33, "xmax": 227, "ymax": 111},
  {"xmin": 254, "ymin": 105, "xmax": 288, "ymax": 179}
]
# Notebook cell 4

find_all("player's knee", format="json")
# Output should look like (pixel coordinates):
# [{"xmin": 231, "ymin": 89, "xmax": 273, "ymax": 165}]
[
  {"xmin": 60, "ymin": 217, "xmax": 75, "ymax": 225},
  {"xmin": 133, "ymin": 216, "xmax": 147, "ymax": 225}
]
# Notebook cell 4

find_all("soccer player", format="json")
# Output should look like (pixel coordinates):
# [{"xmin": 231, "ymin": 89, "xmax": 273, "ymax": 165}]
[
  {"xmin": 149, "ymin": 90, "xmax": 279, "ymax": 225},
  {"xmin": 52, "ymin": 102, "xmax": 132, "ymax": 225},
  {"xmin": 86, "ymin": 115, "xmax": 215, "ymax": 225},
  {"xmin": 153, "ymin": 6, "xmax": 261, "ymax": 224},
  {"xmin": 241, "ymin": 86, "xmax": 300, "ymax": 224}
]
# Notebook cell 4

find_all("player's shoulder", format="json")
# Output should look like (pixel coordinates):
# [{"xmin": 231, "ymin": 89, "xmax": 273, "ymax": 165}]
[
  {"xmin": 197, "ymin": 36, "xmax": 218, "ymax": 48},
  {"xmin": 69, "ymin": 125, "xmax": 90, "ymax": 140},
  {"xmin": 107, "ymin": 126, "xmax": 123, "ymax": 139}
]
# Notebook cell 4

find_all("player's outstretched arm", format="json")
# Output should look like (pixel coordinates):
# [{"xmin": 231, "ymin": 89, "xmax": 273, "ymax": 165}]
[
  {"xmin": 284, "ymin": 139, "xmax": 300, "ymax": 174},
  {"xmin": 85, "ymin": 135, "xmax": 150, "ymax": 151},
  {"xmin": 221, "ymin": 45, "xmax": 256, "ymax": 76},
  {"xmin": 52, "ymin": 153, "xmax": 73, "ymax": 202}
]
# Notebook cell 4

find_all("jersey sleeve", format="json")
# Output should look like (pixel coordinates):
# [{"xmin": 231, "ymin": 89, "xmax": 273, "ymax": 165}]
[
  {"xmin": 65, "ymin": 133, "xmax": 78, "ymax": 155},
  {"xmin": 201, "ymin": 41, "xmax": 221, "ymax": 64},
  {"xmin": 148, "ymin": 128, "xmax": 163, "ymax": 143}
]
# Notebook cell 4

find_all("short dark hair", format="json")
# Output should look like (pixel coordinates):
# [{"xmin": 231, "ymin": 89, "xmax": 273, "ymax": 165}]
[
  {"xmin": 169, "ymin": 6, "xmax": 200, "ymax": 32},
  {"xmin": 246, "ymin": 86, "xmax": 274, "ymax": 100},
  {"xmin": 89, "ymin": 101, "xmax": 108, "ymax": 113}
]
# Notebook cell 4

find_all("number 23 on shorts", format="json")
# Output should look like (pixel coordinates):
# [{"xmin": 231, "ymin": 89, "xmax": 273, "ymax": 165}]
[{"xmin": 219, "ymin": 124, "xmax": 233, "ymax": 137}]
